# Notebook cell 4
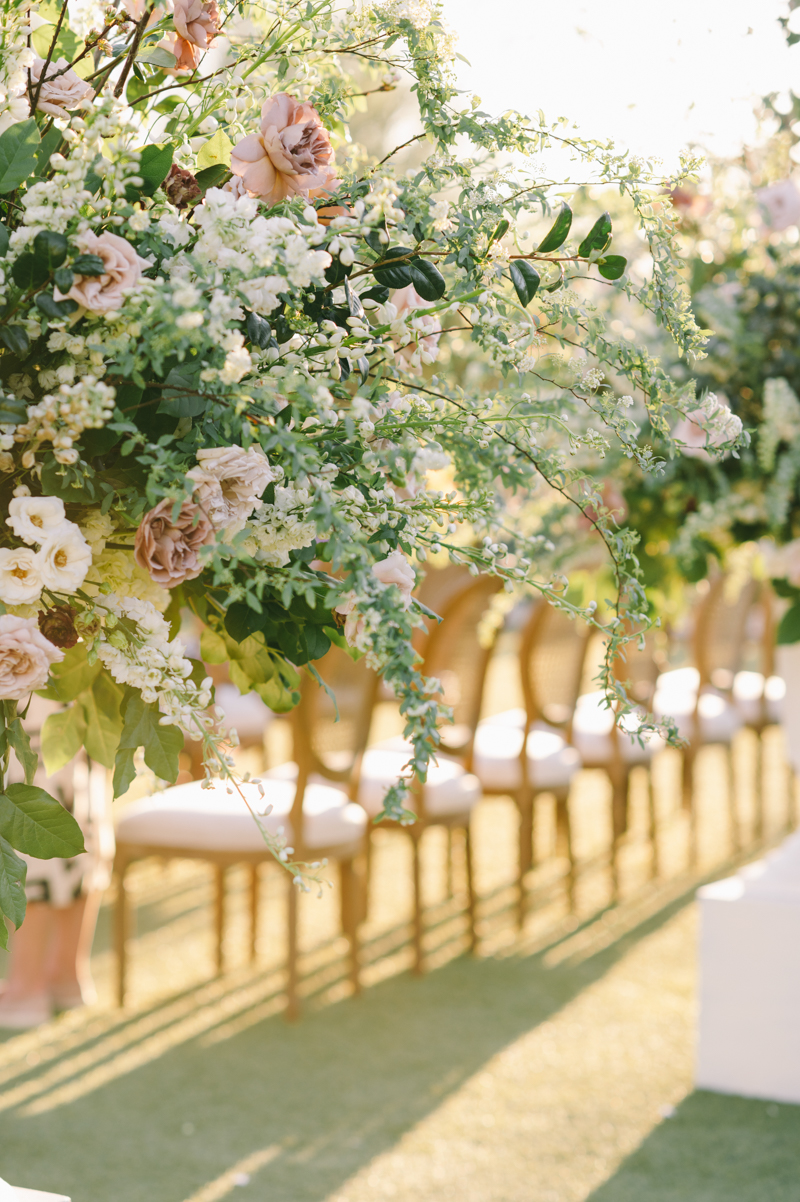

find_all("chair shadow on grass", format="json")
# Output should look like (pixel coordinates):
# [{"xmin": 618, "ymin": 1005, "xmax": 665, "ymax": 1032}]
[
  {"xmin": 0, "ymin": 844, "xmax": 785, "ymax": 1202},
  {"xmin": 586, "ymin": 1090, "xmax": 800, "ymax": 1202}
]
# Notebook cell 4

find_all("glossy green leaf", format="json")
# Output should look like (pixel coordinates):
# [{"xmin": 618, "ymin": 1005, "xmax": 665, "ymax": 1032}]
[
  {"xmin": 136, "ymin": 142, "xmax": 175, "ymax": 198},
  {"xmin": 0, "ymin": 224, "xmax": 8, "ymax": 256},
  {"xmin": 71, "ymin": 253, "xmax": 106, "ymax": 277},
  {"xmin": 509, "ymin": 260, "xmax": 540, "ymax": 306},
  {"xmin": 35, "ymin": 291, "xmax": 79, "ymax": 320},
  {"xmin": 196, "ymin": 129, "xmax": 233, "ymax": 171},
  {"xmin": 777, "ymin": 602, "xmax": 800, "ymax": 645},
  {"xmin": 536, "ymin": 202, "xmax": 572, "ymax": 253},
  {"xmin": 7, "ymin": 718, "xmax": 38, "ymax": 785},
  {"xmin": 0, "ymin": 394, "xmax": 29, "ymax": 425},
  {"xmin": 373, "ymin": 247, "xmax": 415, "ymax": 289},
  {"xmin": 578, "ymin": 211, "xmax": 612, "ymax": 258},
  {"xmin": 0, "ymin": 833, "xmax": 26, "ymax": 943},
  {"xmin": 488, "ymin": 218, "xmax": 509, "ymax": 245},
  {"xmin": 597, "ymin": 255, "xmax": 627, "ymax": 281},
  {"xmin": 0, "ymin": 325, "xmax": 30, "ymax": 356},
  {"xmin": 34, "ymin": 230, "xmax": 67, "ymax": 271},
  {"xmin": 41, "ymin": 705, "xmax": 87, "ymax": 775},
  {"xmin": 11, "ymin": 251, "xmax": 49, "ymax": 291},
  {"xmin": 0, "ymin": 118, "xmax": 40, "ymax": 194},
  {"xmin": 407, "ymin": 257, "xmax": 446, "ymax": 301},
  {"xmin": 0, "ymin": 784, "xmax": 85, "ymax": 858},
  {"xmin": 194, "ymin": 164, "xmax": 229, "ymax": 193},
  {"xmin": 33, "ymin": 124, "xmax": 63, "ymax": 178}
]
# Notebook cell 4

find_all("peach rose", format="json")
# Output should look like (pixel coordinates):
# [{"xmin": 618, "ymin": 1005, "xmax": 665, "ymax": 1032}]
[
  {"xmin": 29, "ymin": 56, "xmax": 93, "ymax": 118},
  {"xmin": 173, "ymin": 0, "xmax": 220, "ymax": 48},
  {"xmin": 159, "ymin": 32, "xmax": 202, "ymax": 71},
  {"xmin": 54, "ymin": 231, "xmax": 146, "ymax": 315},
  {"xmin": 0, "ymin": 615, "xmax": 63, "ymax": 701},
  {"xmin": 230, "ymin": 93, "xmax": 337, "ymax": 206},
  {"xmin": 372, "ymin": 550, "xmax": 415, "ymax": 607},
  {"xmin": 134, "ymin": 499, "xmax": 214, "ymax": 588}
]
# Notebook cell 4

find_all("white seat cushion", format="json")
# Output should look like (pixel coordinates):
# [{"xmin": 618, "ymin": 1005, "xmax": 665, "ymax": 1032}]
[
  {"xmin": 733, "ymin": 671, "xmax": 785, "ymax": 726},
  {"xmin": 358, "ymin": 746, "xmax": 481, "ymax": 818},
  {"xmin": 572, "ymin": 691, "xmax": 662, "ymax": 766},
  {"xmin": 653, "ymin": 686, "xmax": 743, "ymax": 744},
  {"xmin": 214, "ymin": 684, "xmax": 273, "ymax": 742},
  {"xmin": 115, "ymin": 777, "xmax": 366, "ymax": 852},
  {"xmin": 656, "ymin": 666, "xmax": 700, "ymax": 694},
  {"xmin": 473, "ymin": 712, "xmax": 580, "ymax": 792}
]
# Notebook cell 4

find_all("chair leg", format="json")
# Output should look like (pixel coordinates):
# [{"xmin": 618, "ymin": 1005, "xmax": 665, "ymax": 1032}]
[
  {"xmin": 214, "ymin": 864, "xmax": 226, "ymax": 976},
  {"xmin": 646, "ymin": 767, "xmax": 660, "ymax": 880},
  {"xmin": 610, "ymin": 771, "xmax": 628, "ymax": 904},
  {"xmin": 339, "ymin": 858, "xmax": 362, "ymax": 996},
  {"xmin": 363, "ymin": 826, "xmax": 374, "ymax": 922},
  {"xmin": 516, "ymin": 795, "xmax": 533, "ymax": 932},
  {"xmin": 556, "ymin": 793, "xmax": 576, "ymax": 913},
  {"xmin": 682, "ymin": 746, "xmax": 695, "ymax": 813},
  {"xmin": 753, "ymin": 730, "xmax": 764, "ymax": 843},
  {"xmin": 788, "ymin": 766, "xmax": 797, "ymax": 835},
  {"xmin": 411, "ymin": 831, "xmax": 424, "ymax": 975},
  {"xmin": 445, "ymin": 827, "xmax": 454, "ymax": 900},
  {"xmin": 286, "ymin": 876, "xmax": 299, "ymax": 1020},
  {"xmin": 726, "ymin": 744, "xmax": 740, "ymax": 854},
  {"xmin": 114, "ymin": 860, "xmax": 129, "ymax": 1009},
  {"xmin": 249, "ymin": 864, "xmax": 260, "ymax": 964},
  {"xmin": 464, "ymin": 823, "xmax": 478, "ymax": 955}
]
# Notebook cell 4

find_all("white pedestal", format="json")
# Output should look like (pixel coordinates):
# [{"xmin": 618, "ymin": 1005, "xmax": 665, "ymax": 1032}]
[
  {"xmin": 0, "ymin": 1179, "xmax": 69, "ymax": 1201},
  {"xmin": 696, "ymin": 830, "xmax": 800, "ymax": 1103}
]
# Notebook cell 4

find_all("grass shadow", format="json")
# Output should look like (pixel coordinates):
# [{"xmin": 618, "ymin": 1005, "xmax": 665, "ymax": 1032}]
[{"xmin": 587, "ymin": 1090, "xmax": 800, "ymax": 1202}]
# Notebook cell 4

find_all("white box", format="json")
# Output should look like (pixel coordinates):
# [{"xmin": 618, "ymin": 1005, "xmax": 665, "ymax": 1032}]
[{"xmin": 696, "ymin": 831, "xmax": 800, "ymax": 1103}]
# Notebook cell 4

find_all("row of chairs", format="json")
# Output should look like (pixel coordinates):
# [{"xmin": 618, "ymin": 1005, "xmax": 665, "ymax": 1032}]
[{"xmin": 112, "ymin": 567, "xmax": 782, "ymax": 1016}]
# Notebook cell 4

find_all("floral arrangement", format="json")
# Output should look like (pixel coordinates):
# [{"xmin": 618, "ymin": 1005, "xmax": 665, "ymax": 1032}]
[{"xmin": 0, "ymin": 0, "xmax": 743, "ymax": 942}]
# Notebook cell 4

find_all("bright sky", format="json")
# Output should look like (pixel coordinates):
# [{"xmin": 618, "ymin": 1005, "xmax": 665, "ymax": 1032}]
[{"xmin": 442, "ymin": 0, "xmax": 800, "ymax": 171}]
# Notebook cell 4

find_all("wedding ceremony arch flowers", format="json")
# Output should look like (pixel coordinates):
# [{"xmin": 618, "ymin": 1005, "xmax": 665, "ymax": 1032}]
[{"xmin": 0, "ymin": 0, "xmax": 746, "ymax": 942}]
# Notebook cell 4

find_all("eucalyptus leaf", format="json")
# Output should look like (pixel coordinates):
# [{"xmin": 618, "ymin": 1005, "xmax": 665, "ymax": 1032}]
[{"xmin": 536, "ymin": 202, "xmax": 572, "ymax": 254}]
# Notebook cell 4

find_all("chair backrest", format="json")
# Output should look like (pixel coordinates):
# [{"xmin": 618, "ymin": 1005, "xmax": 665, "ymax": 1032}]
[
  {"xmin": 419, "ymin": 573, "xmax": 504, "ymax": 768},
  {"xmin": 289, "ymin": 645, "xmax": 378, "ymax": 847},
  {"xmin": 519, "ymin": 600, "xmax": 591, "ymax": 737},
  {"xmin": 693, "ymin": 573, "xmax": 761, "ymax": 691}
]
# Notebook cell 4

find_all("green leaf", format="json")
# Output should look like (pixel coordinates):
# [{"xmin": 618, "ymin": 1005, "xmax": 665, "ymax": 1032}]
[
  {"xmin": 7, "ymin": 718, "xmax": 38, "ymax": 785},
  {"xmin": 578, "ymin": 211, "xmax": 612, "ymax": 258},
  {"xmin": 53, "ymin": 267, "xmax": 75, "ymax": 293},
  {"xmin": 196, "ymin": 129, "xmax": 233, "ymax": 171},
  {"xmin": 777, "ymin": 601, "xmax": 800, "ymax": 644},
  {"xmin": 156, "ymin": 363, "xmax": 206, "ymax": 417},
  {"xmin": 200, "ymin": 628, "xmax": 229, "ymax": 664},
  {"xmin": 536, "ymin": 202, "xmax": 572, "ymax": 253},
  {"xmin": 0, "ymin": 784, "xmax": 85, "ymax": 858},
  {"xmin": 39, "ymin": 642, "xmax": 101, "ymax": 702},
  {"xmin": 34, "ymin": 229, "xmax": 67, "ymax": 272},
  {"xmin": 488, "ymin": 218, "xmax": 509, "ymax": 245},
  {"xmin": 117, "ymin": 692, "xmax": 182, "ymax": 787},
  {"xmin": 112, "ymin": 747, "xmax": 137, "ymax": 799},
  {"xmin": 12, "ymin": 251, "xmax": 48, "ymax": 291},
  {"xmin": 80, "ymin": 673, "xmax": 124, "ymax": 769},
  {"xmin": 0, "ymin": 224, "xmax": 8, "ymax": 256},
  {"xmin": 41, "ymin": 705, "xmax": 87, "ymax": 775},
  {"xmin": 33, "ymin": 124, "xmax": 63, "ymax": 178},
  {"xmin": 0, "ymin": 118, "xmax": 40, "ymax": 194},
  {"xmin": 509, "ymin": 260, "xmax": 540, "ymax": 306},
  {"xmin": 253, "ymin": 676, "xmax": 299, "ymax": 713},
  {"xmin": 139, "ymin": 47, "xmax": 181, "ymax": 69},
  {"xmin": 373, "ymin": 246, "xmax": 415, "ymax": 289},
  {"xmin": 71, "ymin": 253, "xmax": 106, "ymax": 276},
  {"xmin": 0, "ymin": 394, "xmax": 29, "ymax": 424},
  {"xmin": 0, "ymin": 325, "xmax": 30, "ymax": 356},
  {"xmin": 407, "ymin": 258, "xmax": 446, "ymax": 301},
  {"xmin": 597, "ymin": 254, "xmax": 627, "ymax": 281},
  {"xmin": 194, "ymin": 164, "xmax": 229, "ymax": 193},
  {"xmin": 35, "ymin": 291, "xmax": 79, "ymax": 320},
  {"xmin": 136, "ymin": 142, "xmax": 175, "ymax": 198},
  {"xmin": 0, "ymin": 833, "xmax": 26, "ymax": 943}
]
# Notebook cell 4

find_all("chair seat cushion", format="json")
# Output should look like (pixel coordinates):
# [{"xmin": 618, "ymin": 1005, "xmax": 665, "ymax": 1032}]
[
  {"xmin": 473, "ymin": 713, "xmax": 580, "ymax": 792},
  {"xmin": 358, "ymin": 746, "xmax": 481, "ymax": 818},
  {"xmin": 115, "ymin": 778, "xmax": 366, "ymax": 853},
  {"xmin": 653, "ymin": 686, "xmax": 743, "ymax": 743},
  {"xmin": 572, "ymin": 692, "xmax": 662, "ymax": 766},
  {"xmin": 214, "ymin": 684, "xmax": 273, "ymax": 742},
  {"xmin": 733, "ymin": 671, "xmax": 785, "ymax": 726}
]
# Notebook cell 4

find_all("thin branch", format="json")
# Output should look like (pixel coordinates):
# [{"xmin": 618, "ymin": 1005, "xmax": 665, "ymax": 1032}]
[
  {"xmin": 114, "ymin": 6, "xmax": 153, "ymax": 98},
  {"xmin": 29, "ymin": 0, "xmax": 69, "ymax": 112}
]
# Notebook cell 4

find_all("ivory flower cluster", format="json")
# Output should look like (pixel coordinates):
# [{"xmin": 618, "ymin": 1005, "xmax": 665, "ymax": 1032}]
[{"xmin": 0, "ymin": 497, "xmax": 92, "ymax": 606}]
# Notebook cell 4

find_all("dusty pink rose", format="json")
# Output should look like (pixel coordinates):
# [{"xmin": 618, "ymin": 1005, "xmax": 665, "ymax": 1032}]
[
  {"xmin": 173, "ymin": 0, "xmax": 220, "ymax": 48},
  {"xmin": 230, "ymin": 93, "xmax": 337, "ymax": 206},
  {"xmin": 0, "ymin": 615, "xmax": 63, "ymax": 701},
  {"xmin": 54, "ymin": 231, "xmax": 146, "ymax": 315},
  {"xmin": 29, "ymin": 57, "xmax": 93, "ymax": 118},
  {"xmin": 372, "ymin": 550, "xmax": 415, "ymax": 607},
  {"xmin": 187, "ymin": 445, "xmax": 275, "ymax": 533},
  {"xmin": 134, "ymin": 499, "xmax": 214, "ymax": 588}
]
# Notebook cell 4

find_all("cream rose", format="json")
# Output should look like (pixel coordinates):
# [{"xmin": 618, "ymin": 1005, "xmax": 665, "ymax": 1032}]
[
  {"xmin": 230, "ymin": 93, "xmax": 337, "ymax": 206},
  {"xmin": 54, "ymin": 231, "xmax": 146, "ymax": 315},
  {"xmin": 372, "ymin": 550, "xmax": 415, "ymax": 606},
  {"xmin": 0, "ymin": 548, "xmax": 43, "ymax": 605},
  {"xmin": 188, "ymin": 445, "xmax": 275, "ymax": 532},
  {"xmin": 29, "ymin": 56, "xmax": 93, "ymax": 118},
  {"xmin": 7, "ymin": 496, "xmax": 69, "ymax": 546},
  {"xmin": 0, "ymin": 615, "xmax": 63, "ymax": 701},
  {"xmin": 38, "ymin": 528, "xmax": 93, "ymax": 593}
]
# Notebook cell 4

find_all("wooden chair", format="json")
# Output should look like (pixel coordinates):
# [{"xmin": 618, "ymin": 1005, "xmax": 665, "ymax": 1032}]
[
  {"xmin": 356, "ymin": 574, "xmax": 502, "ymax": 972},
  {"xmin": 113, "ymin": 649, "xmax": 374, "ymax": 1018},
  {"xmin": 732, "ymin": 584, "xmax": 784, "ymax": 839},
  {"xmin": 473, "ymin": 599, "xmax": 587, "ymax": 924},
  {"xmin": 654, "ymin": 574, "xmax": 757, "ymax": 861}
]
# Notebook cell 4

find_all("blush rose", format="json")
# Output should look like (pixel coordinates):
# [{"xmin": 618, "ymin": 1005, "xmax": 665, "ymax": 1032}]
[{"xmin": 230, "ymin": 93, "xmax": 337, "ymax": 206}]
